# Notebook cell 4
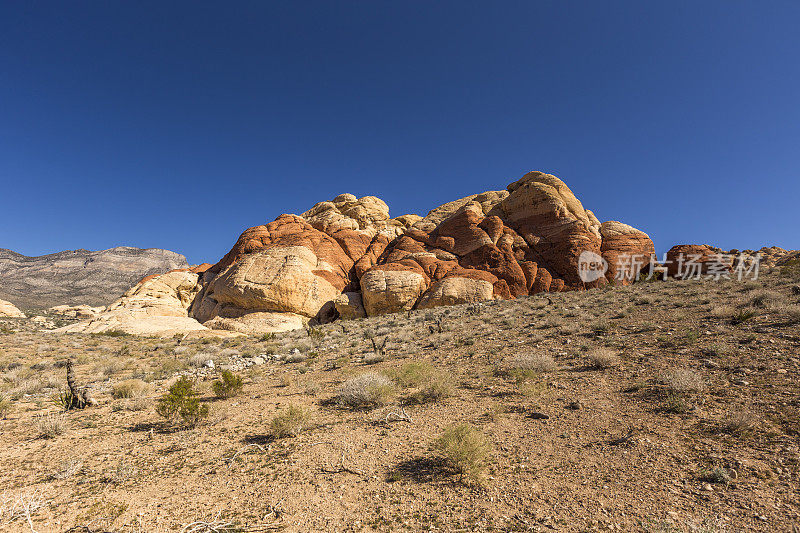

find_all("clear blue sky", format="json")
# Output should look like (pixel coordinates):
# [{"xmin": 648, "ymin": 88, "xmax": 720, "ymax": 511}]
[{"xmin": 1, "ymin": 1, "xmax": 798, "ymax": 265}]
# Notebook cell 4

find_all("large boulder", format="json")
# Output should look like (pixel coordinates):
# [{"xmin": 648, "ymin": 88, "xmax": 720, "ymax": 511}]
[
  {"xmin": 0, "ymin": 298, "xmax": 25, "ymax": 318},
  {"xmin": 52, "ymin": 270, "xmax": 233, "ymax": 337},
  {"xmin": 416, "ymin": 275, "xmax": 495, "ymax": 310},
  {"xmin": 600, "ymin": 221, "xmax": 655, "ymax": 284},
  {"xmin": 665, "ymin": 244, "xmax": 733, "ymax": 278}
]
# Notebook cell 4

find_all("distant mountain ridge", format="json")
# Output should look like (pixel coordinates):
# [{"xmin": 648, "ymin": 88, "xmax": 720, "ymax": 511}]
[{"xmin": 0, "ymin": 246, "xmax": 188, "ymax": 309}]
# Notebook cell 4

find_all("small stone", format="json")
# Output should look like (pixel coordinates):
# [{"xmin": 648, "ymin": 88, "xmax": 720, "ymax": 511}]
[{"xmin": 203, "ymin": 359, "xmax": 215, "ymax": 369}]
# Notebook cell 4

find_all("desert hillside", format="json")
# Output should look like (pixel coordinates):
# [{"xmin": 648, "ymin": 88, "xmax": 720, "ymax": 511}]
[
  {"xmin": 0, "ymin": 247, "xmax": 188, "ymax": 310},
  {"xmin": 0, "ymin": 265, "xmax": 798, "ymax": 531}
]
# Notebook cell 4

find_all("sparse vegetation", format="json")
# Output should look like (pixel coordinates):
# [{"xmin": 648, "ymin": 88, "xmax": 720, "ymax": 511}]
[
  {"xmin": 155, "ymin": 377, "xmax": 209, "ymax": 427},
  {"xmin": 587, "ymin": 347, "xmax": 620, "ymax": 369},
  {"xmin": 34, "ymin": 412, "xmax": 67, "ymax": 438},
  {"xmin": 111, "ymin": 379, "xmax": 150, "ymax": 399},
  {"xmin": 212, "ymin": 370, "xmax": 244, "ymax": 398},
  {"xmin": 434, "ymin": 423, "xmax": 490, "ymax": 483},
  {"xmin": 334, "ymin": 373, "xmax": 394, "ymax": 409},
  {"xmin": 270, "ymin": 404, "xmax": 312, "ymax": 437}
]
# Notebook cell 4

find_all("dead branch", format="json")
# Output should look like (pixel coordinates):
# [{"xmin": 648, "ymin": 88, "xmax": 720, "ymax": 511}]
[
  {"xmin": 383, "ymin": 407, "xmax": 412, "ymax": 423},
  {"xmin": 64, "ymin": 360, "xmax": 96, "ymax": 409},
  {"xmin": 320, "ymin": 451, "xmax": 363, "ymax": 476}
]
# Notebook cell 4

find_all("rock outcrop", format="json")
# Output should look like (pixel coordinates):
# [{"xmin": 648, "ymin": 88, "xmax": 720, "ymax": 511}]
[
  {"xmin": 189, "ymin": 170, "xmax": 654, "ymax": 331},
  {"xmin": 53, "ymin": 269, "xmax": 230, "ymax": 337},
  {"xmin": 48, "ymin": 305, "xmax": 106, "ymax": 319},
  {"xmin": 0, "ymin": 247, "xmax": 189, "ymax": 309},
  {"xmin": 0, "ymin": 298, "xmax": 25, "ymax": 318},
  {"xmin": 59, "ymin": 171, "xmax": 656, "ymax": 336}
]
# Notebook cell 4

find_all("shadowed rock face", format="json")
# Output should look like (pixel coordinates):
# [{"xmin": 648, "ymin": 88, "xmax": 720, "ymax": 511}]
[{"xmin": 0, "ymin": 247, "xmax": 188, "ymax": 309}]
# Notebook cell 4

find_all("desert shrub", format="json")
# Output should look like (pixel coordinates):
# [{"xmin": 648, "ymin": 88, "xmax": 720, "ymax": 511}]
[
  {"xmin": 699, "ymin": 466, "xmax": 733, "ymax": 484},
  {"xmin": 50, "ymin": 458, "xmax": 84, "ymax": 480},
  {"xmin": 362, "ymin": 353, "xmax": 385, "ymax": 365},
  {"xmin": 334, "ymin": 373, "xmax": 394, "ymax": 409},
  {"xmin": 284, "ymin": 351, "xmax": 308, "ymax": 363},
  {"xmin": 721, "ymin": 409, "xmax": 757, "ymax": 436},
  {"xmin": 217, "ymin": 348, "xmax": 240, "ymax": 358},
  {"xmin": 506, "ymin": 353, "xmax": 557, "ymax": 382},
  {"xmin": 391, "ymin": 362, "xmax": 436, "ymax": 387},
  {"xmin": 780, "ymin": 259, "xmax": 800, "ymax": 279},
  {"xmin": 591, "ymin": 321, "xmax": 611, "ymax": 336},
  {"xmin": 731, "ymin": 308, "xmax": 757, "ymax": 325},
  {"xmin": 587, "ymin": 347, "xmax": 620, "ymax": 369},
  {"xmin": 710, "ymin": 305, "xmax": 735, "ymax": 319},
  {"xmin": 173, "ymin": 345, "xmax": 192, "ymax": 355},
  {"xmin": 745, "ymin": 290, "xmax": 781, "ymax": 309},
  {"xmin": 0, "ymin": 394, "xmax": 12, "ymax": 418},
  {"xmin": 188, "ymin": 354, "xmax": 213, "ymax": 368},
  {"xmin": 10, "ymin": 378, "xmax": 46, "ymax": 399},
  {"xmin": 156, "ymin": 377, "xmax": 209, "ymax": 427},
  {"xmin": 434, "ymin": 423, "xmax": 490, "ymax": 482},
  {"xmin": 35, "ymin": 413, "xmax": 67, "ymax": 438},
  {"xmin": 791, "ymin": 285, "xmax": 800, "ymax": 296},
  {"xmin": 406, "ymin": 378, "xmax": 453, "ymax": 405},
  {"xmin": 111, "ymin": 379, "xmax": 150, "ymax": 399},
  {"xmin": 270, "ymin": 404, "xmax": 312, "ymax": 438},
  {"xmin": 156, "ymin": 359, "xmax": 188, "ymax": 377},
  {"xmin": 781, "ymin": 304, "xmax": 800, "ymax": 324},
  {"xmin": 93, "ymin": 329, "xmax": 130, "ymax": 337},
  {"xmin": 212, "ymin": 370, "xmax": 243, "ymax": 399},
  {"xmin": 662, "ymin": 368, "xmax": 706, "ymax": 394}
]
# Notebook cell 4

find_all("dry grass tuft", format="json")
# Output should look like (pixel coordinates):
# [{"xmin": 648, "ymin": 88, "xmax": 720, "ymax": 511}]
[
  {"xmin": 111, "ymin": 379, "xmax": 150, "ymax": 399},
  {"xmin": 35, "ymin": 412, "xmax": 67, "ymax": 438},
  {"xmin": 587, "ymin": 347, "xmax": 621, "ymax": 369},
  {"xmin": 721, "ymin": 409, "xmax": 758, "ymax": 436},
  {"xmin": 662, "ymin": 368, "xmax": 706, "ymax": 394},
  {"xmin": 434, "ymin": 423, "xmax": 490, "ymax": 483},
  {"xmin": 334, "ymin": 373, "xmax": 394, "ymax": 409},
  {"xmin": 270, "ymin": 404, "xmax": 313, "ymax": 438}
]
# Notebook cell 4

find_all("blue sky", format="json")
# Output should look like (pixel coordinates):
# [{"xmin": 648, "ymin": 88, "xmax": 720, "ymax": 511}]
[{"xmin": 1, "ymin": 1, "xmax": 798, "ymax": 265}]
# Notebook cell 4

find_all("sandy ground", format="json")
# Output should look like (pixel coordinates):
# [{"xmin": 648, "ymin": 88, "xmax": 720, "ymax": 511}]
[{"xmin": 1, "ymin": 271, "xmax": 799, "ymax": 532}]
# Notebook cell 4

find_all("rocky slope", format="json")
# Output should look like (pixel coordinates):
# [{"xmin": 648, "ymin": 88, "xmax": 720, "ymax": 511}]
[
  {"xmin": 61, "ymin": 171, "xmax": 657, "ymax": 337},
  {"xmin": 0, "ymin": 247, "xmax": 189, "ymax": 309}
]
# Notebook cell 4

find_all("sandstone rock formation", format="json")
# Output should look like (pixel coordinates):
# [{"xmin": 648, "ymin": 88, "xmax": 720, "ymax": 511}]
[
  {"xmin": 187, "ymin": 171, "xmax": 655, "ymax": 332},
  {"xmin": 0, "ymin": 247, "xmax": 189, "ymax": 309},
  {"xmin": 48, "ymin": 305, "xmax": 106, "ymax": 319},
  {"xmin": 58, "ymin": 171, "xmax": 657, "ymax": 336},
  {"xmin": 53, "ymin": 269, "xmax": 230, "ymax": 337},
  {"xmin": 0, "ymin": 298, "xmax": 25, "ymax": 318}
]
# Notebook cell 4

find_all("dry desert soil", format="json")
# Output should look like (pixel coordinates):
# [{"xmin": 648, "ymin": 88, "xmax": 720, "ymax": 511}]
[{"xmin": 1, "ymin": 270, "xmax": 800, "ymax": 532}]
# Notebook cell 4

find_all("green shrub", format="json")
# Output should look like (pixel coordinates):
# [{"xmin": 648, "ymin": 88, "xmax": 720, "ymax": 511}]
[
  {"xmin": 731, "ymin": 309, "xmax": 757, "ymax": 325},
  {"xmin": 211, "ymin": 370, "xmax": 243, "ymax": 399},
  {"xmin": 270, "ymin": 404, "xmax": 312, "ymax": 438},
  {"xmin": 434, "ymin": 423, "xmax": 490, "ymax": 483},
  {"xmin": 156, "ymin": 377, "xmax": 209, "ymax": 427},
  {"xmin": 391, "ymin": 362, "xmax": 435, "ymax": 387}
]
